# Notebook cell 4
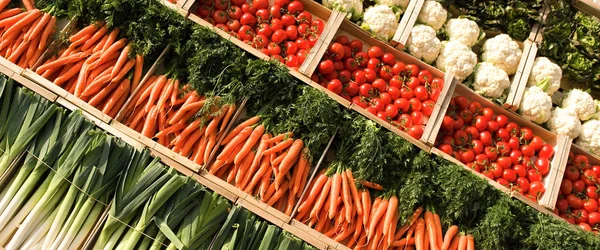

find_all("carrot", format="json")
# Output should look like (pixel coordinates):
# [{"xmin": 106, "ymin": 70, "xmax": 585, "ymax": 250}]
[
  {"xmin": 276, "ymin": 139, "xmax": 303, "ymax": 185},
  {"xmin": 371, "ymin": 220, "xmax": 384, "ymax": 250},
  {"xmin": 0, "ymin": 8, "xmax": 20, "ymax": 20},
  {"xmin": 134, "ymin": 75, "xmax": 158, "ymax": 106},
  {"xmin": 155, "ymin": 121, "xmax": 185, "ymax": 139},
  {"xmin": 352, "ymin": 213, "xmax": 364, "ymax": 244},
  {"xmin": 297, "ymin": 157, "xmax": 310, "ymax": 198},
  {"xmin": 170, "ymin": 79, "xmax": 179, "ymax": 105},
  {"xmin": 415, "ymin": 218, "xmax": 425, "ymax": 250},
  {"xmin": 314, "ymin": 208, "xmax": 329, "ymax": 232},
  {"xmin": 391, "ymin": 238, "xmax": 417, "ymax": 247},
  {"xmin": 141, "ymin": 106, "xmax": 158, "ymax": 138},
  {"xmin": 424, "ymin": 229, "xmax": 430, "ymax": 250},
  {"xmin": 328, "ymin": 172, "xmax": 342, "ymax": 219},
  {"xmin": 441, "ymin": 225, "xmax": 458, "ymax": 250},
  {"xmin": 38, "ymin": 16, "xmax": 56, "ymax": 50},
  {"xmin": 449, "ymin": 235, "xmax": 460, "ymax": 250},
  {"xmin": 8, "ymin": 40, "xmax": 31, "ymax": 63},
  {"xmin": 362, "ymin": 189, "xmax": 371, "ymax": 227},
  {"xmin": 233, "ymin": 124, "xmax": 264, "ymax": 166},
  {"xmin": 403, "ymin": 222, "xmax": 418, "ymax": 250},
  {"xmin": 271, "ymin": 151, "xmax": 288, "ymax": 166},
  {"xmin": 102, "ymin": 79, "xmax": 130, "ymax": 114},
  {"xmin": 263, "ymin": 138, "xmax": 294, "ymax": 156},
  {"xmin": 466, "ymin": 235, "xmax": 474, "ymax": 250},
  {"xmin": 310, "ymin": 177, "xmax": 331, "ymax": 219},
  {"xmin": 240, "ymin": 134, "xmax": 270, "ymax": 190},
  {"xmin": 0, "ymin": 11, "xmax": 28, "ymax": 28},
  {"xmin": 221, "ymin": 116, "xmax": 261, "ymax": 145},
  {"xmin": 334, "ymin": 221, "xmax": 356, "ymax": 242},
  {"xmin": 173, "ymin": 91, "xmax": 194, "ymax": 106},
  {"xmin": 168, "ymin": 100, "xmax": 206, "ymax": 125},
  {"xmin": 95, "ymin": 38, "xmax": 127, "ymax": 67},
  {"xmin": 235, "ymin": 150, "xmax": 255, "ymax": 185},
  {"xmin": 368, "ymin": 198, "xmax": 388, "ymax": 240},
  {"xmin": 111, "ymin": 58, "xmax": 135, "ymax": 83},
  {"xmin": 245, "ymin": 156, "xmax": 270, "ymax": 193},
  {"xmin": 22, "ymin": 0, "xmax": 34, "ymax": 10},
  {"xmin": 82, "ymin": 70, "xmax": 113, "ymax": 97},
  {"xmin": 284, "ymin": 190, "xmax": 295, "ymax": 215},
  {"xmin": 102, "ymin": 28, "xmax": 120, "ymax": 52},
  {"xmin": 383, "ymin": 196, "xmax": 398, "ymax": 236},
  {"xmin": 131, "ymin": 54, "xmax": 143, "ymax": 91},
  {"xmin": 361, "ymin": 180, "xmax": 384, "ymax": 190},
  {"xmin": 291, "ymin": 150, "xmax": 307, "ymax": 195},
  {"xmin": 203, "ymin": 132, "xmax": 217, "ymax": 164},
  {"xmin": 297, "ymin": 172, "xmax": 327, "ymax": 213},
  {"xmin": 155, "ymin": 78, "xmax": 175, "ymax": 111},
  {"xmin": 192, "ymin": 135, "xmax": 209, "ymax": 164},
  {"xmin": 217, "ymin": 126, "xmax": 253, "ymax": 161},
  {"xmin": 179, "ymin": 129, "xmax": 203, "ymax": 157},
  {"xmin": 425, "ymin": 211, "xmax": 439, "ymax": 250},
  {"xmin": 434, "ymin": 213, "xmax": 443, "ymax": 249},
  {"xmin": 394, "ymin": 208, "xmax": 423, "ymax": 241},
  {"xmin": 263, "ymin": 132, "xmax": 293, "ymax": 145},
  {"xmin": 69, "ymin": 34, "xmax": 91, "ymax": 49},
  {"xmin": 28, "ymin": 45, "xmax": 44, "ymax": 68},
  {"xmin": 173, "ymin": 121, "xmax": 204, "ymax": 149},
  {"xmin": 26, "ymin": 13, "xmax": 49, "ymax": 42},
  {"xmin": 88, "ymin": 81, "xmax": 120, "ymax": 107},
  {"xmin": 145, "ymin": 75, "xmax": 167, "ymax": 112},
  {"xmin": 36, "ymin": 52, "xmax": 88, "ymax": 74},
  {"xmin": 219, "ymin": 104, "xmax": 235, "ymax": 133},
  {"xmin": 345, "ymin": 170, "xmax": 363, "ymax": 216},
  {"xmin": 110, "ymin": 45, "xmax": 130, "ymax": 78},
  {"xmin": 457, "ymin": 235, "xmax": 467, "ymax": 250},
  {"xmin": 341, "ymin": 169, "xmax": 353, "ymax": 223},
  {"xmin": 204, "ymin": 107, "xmax": 226, "ymax": 138},
  {"xmin": 3, "ymin": 10, "xmax": 42, "ymax": 40},
  {"xmin": 81, "ymin": 26, "xmax": 108, "ymax": 51},
  {"xmin": 266, "ymin": 180, "xmax": 289, "ymax": 206},
  {"xmin": 70, "ymin": 23, "xmax": 99, "ymax": 43}
]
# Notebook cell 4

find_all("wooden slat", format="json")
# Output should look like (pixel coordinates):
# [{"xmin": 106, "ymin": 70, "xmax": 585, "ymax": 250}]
[
  {"xmin": 299, "ymin": 11, "xmax": 343, "ymax": 77},
  {"xmin": 192, "ymin": 172, "xmax": 240, "ymax": 202},
  {"xmin": 0, "ymin": 57, "xmax": 23, "ymax": 75},
  {"xmin": 281, "ymin": 222, "xmax": 329, "ymax": 250},
  {"xmin": 539, "ymin": 136, "xmax": 572, "ymax": 210},
  {"xmin": 573, "ymin": 0, "xmax": 600, "ymax": 19},
  {"xmin": 235, "ymin": 196, "xmax": 287, "ymax": 228},
  {"xmin": 110, "ymin": 120, "xmax": 158, "ymax": 149},
  {"xmin": 506, "ymin": 41, "xmax": 538, "ymax": 111},
  {"xmin": 180, "ymin": 0, "xmax": 195, "ymax": 11},
  {"xmin": 392, "ymin": 0, "xmax": 425, "ymax": 48},
  {"xmin": 10, "ymin": 70, "xmax": 58, "ymax": 102},
  {"xmin": 21, "ymin": 69, "xmax": 70, "ymax": 98},
  {"xmin": 422, "ymin": 73, "xmax": 458, "ymax": 145}
]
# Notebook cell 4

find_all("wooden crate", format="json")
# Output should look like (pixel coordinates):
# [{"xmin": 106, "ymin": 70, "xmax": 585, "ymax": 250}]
[
  {"xmin": 573, "ymin": 0, "xmax": 600, "ymax": 19},
  {"xmin": 184, "ymin": 0, "xmax": 340, "ymax": 80},
  {"xmin": 504, "ymin": 40, "xmax": 538, "ymax": 111},
  {"xmin": 437, "ymin": 84, "xmax": 572, "ymax": 210},
  {"xmin": 391, "ymin": 0, "xmax": 425, "ymax": 48}
]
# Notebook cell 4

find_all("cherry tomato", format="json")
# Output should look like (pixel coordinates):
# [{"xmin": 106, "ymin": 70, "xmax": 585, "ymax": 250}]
[
  {"xmin": 338, "ymin": 70, "xmax": 351, "ymax": 83},
  {"xmin": 367, "ymin": 58, "xmax": 381, "ymax": 71},
  {"xmin": 281, "ymin": 14, "xmax": 296, "ymax": 27},
  {"xmin": 557, "ymin": 198, "xmax": 569, "ymax": 212},
  {"xmin": 285, "ymin": 25, "xmax": 298, "ymax": 40},
  {"xmin": 381, "ymin": 53, "xmax": 396, "ymax": 65},
  {"xmin": 255, "ymin": 9, "xmax": 270, "ymax": 22},
  {"xmin": 495, "ymin": 115, "xmax": 508, "ymax": 128},
  {"xmin": 496, "ymin": 141, "xmax": 511, "ymax": 156},
  {"xmin": 535, "ymin": 157, "xmax": 550, "ymax": 176},
  {"xmin": 344, "ymin": 81, "xmax": 359, "ymax": 96},
  {"xmin": 408, "ymin": 126, "xmax": 424, "ymax": 139},
  {"xmin": 508, "ymin": 136, "xmax": 520, "ymax": 150},
  {"xmin": 521, "ymin": 145, "xmax": 535, "ymax": 157},
  {"xmin": 379, "ymin": 92, "xmax": 392, "ymax": 105},
  {"xmin": 367, "ymin": 46, "xmax": 383, "ymax": 58},
  {"xmin": 509, "ymin": 150, "xmax": 522, "ymax": 165},
  {"xmin": 296, "ymin": 38, "xmax": 310, "ymax": 50},
  {"xmin": 584, "ymin": 199, "xmax": 599, "ymax": 213},
  {"xmin": 312, "ymin": 20, "xmax": 325, "ymax": 35},
  {"xmin": 392, "ymin": 62, "xmax": 406, "ymax": 75},
  {"xmin": 256, "ymin": 23, "xmax": 272, "ymax": 37},
  {"xmin": 352, "ymin": 96, "xmax": 368, "ymax": 108},
  {"xmin": 472, "ymin": 140, "xmax": 484, "ymax": 154},
  {"xmin": 586, "ymin": 186, "xmax": 599, "ymax": 200},
  {"xmin": 372, "ymin": 79, "xmax": 387, "ymax": 93},
  {"xmin": 287, "ymin": 0, "xmax": 304, "ymax": 14},
  {"xmin": 495, "ymin": 128, "xmax": 510, "ymax": 142},
  {"xmin": 475, "ymin": 116, "xmax": 488, "ymax": 131},
  {"xmin": 487, "ymin": 120, "xmax": 499, "ymax": 132},
  {"xmin": 480, "ymin": 131, "xmax": 493, "ymax": 146},
  {"xmin": 417, "ymin": 70, "xmax": 432, "ymax": 84},
  {"xmin": 327, "ymin": 79, "xmax": 342, "ymax": 94},
  {"xmin": 421, "ymin": 100, "xmax": 435, "ymax": 117},
  {"xmin": 411, "ymin": 111, "xmax": 424, "ymax": 126},
  {"xmin": 441, "ymin": 116, "xmax": 454, "ymax": 132},
  {"xmin": 506, "ymin": 122, "xmax": 521, "ymax": 137},
  {"xmin": 573, "ymin": 180, "xmax": 586, "ymax": 193},
  {"xmin": 241, "ymin": 3, "xmax": 256, "ymax": 14},
  {"xmin": 439, "ymin": 144, "xmax": 454, "ymax": 155},
  {"xmin": 454, "ymin": 130, "xmax": 469, "ymax": 146},
  {"xmin": 240, "ymin": 12, "xmax": 257, "ymax": 26},
  {"xmin": 363, "ymin": 68, "xmax": 377, "ymax": 82},
  {"xmin": 490, "ymin": 163, "xmax": 503, "ymax": 178},
  {"xmin": 527, "ymin": 169, "xmax": 542, "ymax": 182},
  {"xmin": 582, "ymin": 169, "xmax": 598, "ymax": 186},
  {"xmin": 573, "ymin": 154, "xmax": 590, "ymax": 169},
  {"xmin": 465, "ymin": 126, "xmax": 479, "ymax": 139},
  {"xmin": 296, "ymin": 11, "xmax": 312, "ymax": 24},
  {"xmin": 344, "ymin": 58, "xmax": 358, "ymax": 72},
  {"xmin": 359, "ymin": 84, "xmax": 373, "ymax": 97},
  {"xmin": 267, "ymin": 42, "xmax": 281, "ymax": 55},
  {"xmin": 405, "ymin": 64, "xmax": 419, "ymax": 77},
  {"xmin": 514, "ymin": 164, "xmax": 527, "ymax": 178},
  {"xmin": 285, "ymin": 55, "xmax": 299, "ymax": 67},
  {"xmin": 497, "ymin": 156, "xmax": 512, "ymax": 169},
  {"xmin": 396, "ymin": 114, "xmax": 413, "ymax": 130},
  {"xmin": 406, "ymin": 76, "xmax": 420, "ymax": 89},
  {"xmin": 385, "ymin": 104, "xmax": 398, "ymax": 118},
  {"xmin": 568, "ymin": 194, "xmax": 584, "ymax": 209},
  {"xmin": 521, "ymin": 127, "xmax": 534, "ymax": 141},
  {"xmin": 227, "ymin": 20, "xmax": 241, "ymax": 32},
  {"xmin": 269, "ymin": 5, "xmax": 282, "ymax": 18},
  {"xmin": 379, "ymin": 65, "xmax": 393, "ymax": 80},
  {"xmin": 565, "ymin": 165, "xmax": 581, "ymax": 182},
  {"xmin": 516, "ymin": 177, "xmax": 530, "ymax": 192},
  {"xmin": 348, "ymin": 39, "xmax": 363, "ymax": 53},
  {"xmin": 409, "ymin": 98, "xmax": 422, "ymax": 112},
  {"xmin": 460, "ymin": 149, "xmax": 475, "ymax": 164},
  {"xmin": 468, "ymin": 101, "xmax": 483, "ymax": 115},
  {"xmin": 318, "ymin": 60, "xmax": 334, "ymax": 74},
  {"xmin": 589, "ymin": 212, "xmax": 600, "ymax": 226},
  {"xmin": 528, "ymin": 181, "xmax": 545, "ymax": 197},
  {"xmin": 238, "ymin": 25, "xmax": 255, "ymax": 41}
]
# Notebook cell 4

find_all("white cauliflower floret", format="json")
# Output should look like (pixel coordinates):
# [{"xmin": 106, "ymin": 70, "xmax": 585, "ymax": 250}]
[
  {"xmin": 406, "ymin": 25, "xmax": 440, "ymax": 64},
  {"xmin": 527, "ymin": 57, "xmax": 562, "ymax": 96},
  {"xmin": 592, "ymin": 100, "xmax": 600, "ymax": 120},
  {"xmin": 481, "ymin": 34, "xmax": 522, "ymax": 75},
  {"xmin": 376, "ymin": 0, "xmax": 409, "ymax": 9},
  {"xmin": 561, "ymin": 89, "xmax": 596, "ymax": 121},
  {"xmin": 436, "ymin": 41, "xmax": 477, "ymax": 81},
  {"xmin": 444, "ymin": 18, "xmax": 481, "ymax": 47},
  {"xmin": 546, "ymin": 107, "xmax": 582, "ymax": 139},
  {"xmin": 519, "ymin": 86, "xmax": 552, "ymax": 124},
  {"xmin": 472, "ymin": 62, "xmax": 510, "ymax": 98},
  {"xmin": 577, "ymin": 119, "xmax": 600, "ymax": 155},
  {"xmin": 361, "ymin": 5, "xmax": 399, "ymax": 41},
  {"xmin": 323, "ymin": 0, "xmax": 363, "ymax": 21},
  {"xmin": 417, "ymin": 1, "xmax": 447, "ymax": 31}
]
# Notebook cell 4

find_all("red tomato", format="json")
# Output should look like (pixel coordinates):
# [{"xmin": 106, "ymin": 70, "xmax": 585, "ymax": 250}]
[
  {"xmin": 475, "ymin": 116, "xmax": 488, "ymax": 131},
  {"xmin": 506, "ymin": 122, "xmax": 521, "ymax": 137},
  {"xmin": 528, "ymin": 181, "xmax": 545, "ymax": 197},
  {"xmin": 480, "ymin": 131, "xmax": 493, "ymax": 146},
  {"xmin": 579, "ymin": 222, "xmax": 592, "ymax": 232},
  {"xmin": 520, "ymin": 127, "xmax": 534, "ymax": 141},
  {"xmin": 363, "ymin": 68, "xmax": 377, "ymax": 82},
  {"xmin": 227, "ymin": 20, "xmax": 241, "ymax": 32},
  {"xmin": 344, "ymin": 81, "xmax": 359, "ymax": 96},
  {"xmin": 353, "ymin": 70, "xmax": 366, "ymax": 85},
  {"xmin": 454, "ymin": 130, "xmax": 469, "ymax": 146},
  {"xmin": 468, "ymin": 101, "xmax": 483, "ymax": 115},
  {"xmin": 253, "ymin": 34, "xmax": 269, "ymax": 48},
  {"xmin": 255, "ymin": 9, "xmax": 270, "ymax": 22},
  {"xmin": 521, "ymin": 145, "xmax": 535, "ymax": 157},
  {"xmin": 584, "ymin": 199, "xmax": 599, "ymax": 213},
  {"xmin": 338, "ymin": 70, "xmax": 351, "ymax": 83},
  {"xmin": 228, "ymin": 6, "xmax": 243, "ymax": 19},
  {"xmin": 270, "ymin": 29, "xmax": 286, "ymax": 43},
  {"xmin": 586, "ymin": 186, "xmax": 599, "ymax": 200},
  {"xmin": 497, "ymin": 178, "xmax": 510, "ymax": 187},
  {"xmin": 344, "ymin": 58, "xmax": 358, "ymax": 72},
  {"xmin": 460, "ymin": 149, "xmax": 475, "ymax": 163},
  {"xmin": 495, "ymin": 115, "xmax": 508, "ymax": 128},
  {"xmin": 567, "ymin": 194, "xmax": 584, "ymax": 209},
  {"xmin": 573, "ymin": 180, "xmax": 586, "ymax": 193},
  {"xmin": 335, "ymin": 36, "xmax": 349, "ymax": 45},
  {"xmin": 387, "ymin": 86, "xmax": 401, "ymax": 100},
  {"xmin": 379, "ymin": 65, "xmax": 393, "ymax": 80},
  {"xmin": 352, "ymin": 96, "xmax": 368, "ymax": 108},
  {"xmin": 367, "ymin": 46, "xmax": 384, "ymax": 58},
  {"xmin": 240, "ymin": 13, "xmax": 257, "ymax": 26},
  {"xmin": 414, "ymin": 86, "xmax": 428, "ymax": 101},
  {"xmin": 490, "ymin": 163, "xmax": 503, "ymax": 178},
  {"xmin": 565, "ymin": 165, "xmax": 581, "ymax": 182},
  {"xmin": 487, "ymin": 120, "xmax": 499, "ymax": 132},
  {"xmin": 281, "ymin": 14, "xmax": 296, "ymax": 27},
  {"xmin": 385, "ymin": 104, "xmax": 398, "ymax": 118},
  {"xmin": 509, "ymin": 150, "xmax": 522, "ymax": 165},
  {"xmin": 370, "ymin": 98, "xmax": 385, "ymax": 112},
  {"xmin": 472, "ymin": 140, "xmax": 484, "ymax": 154},
  {"xmin": 318, "ymin": 60, "xmax": 334, "ymax": 74},
  {"xmin": 213, "ymin": 10, "xmax": 228, "ymax": 24},
  {"xmin": 296, "ymin": 38, "xmax": 310, "ymax": 50},
  {"xmin": 441, "ymin": 116, "xmax": 454, "ymax": 132},
  {"xmin": 381, "ymin": 53, "xmax": 396, "ymax": 65},
  {"xmin": 214, "ymin": 0, "xmax": 229, "ymax": 10},
  {"xmin": 392, "ymin": 62, "xmax": 406, "ymax": 75},
  {"xmin": 482, "ymin": 108, "xmax": 494, "ymax": 121},
  {"xmin": 496, "ymin": 141, "xmax": 511, "ymax": 156},
  {"xmin": 372, "ymin": 79, "xmax": 387, "ymax": 93},
  {"xmin": 557, "ymin": 198, "xmax": 569, "ymax": 212},
  {"xmin": 405, "ymin": 64, "xmax": 419, "ymax": 77},
  {"xmin": 408, "ymin": 126, "xmax": 424, "ymax": 139},
  {"xmin": 508, "ymin": 137, "xmax": 520, "ymax": 150},
  {"xmin": 406, "ymin": 76, "xmax": 420, "ymax": 90},
  {"xmin": 379, "ymin": 92, "xmax": 392, "ymax": 105},
  {"xmin": 561, "ymin": 179, "xmax": 573, "ymax": 196},
  {"xmin": 527, "ymin": 169, "xmax": 542, "ymax": 182},
  {"xmin": 238, "ymin": 25, "xmax": 255, "ymax": 40},
  {"xmin": 267, "ymin": 42, "xmax": 281, "ymax": 55},
  {"xmin": 269, "ymin": 5, "xmax": 282, "ymax": 18},
  {"xmin": 575, "ymin": 209, "xmax": 590, "ymax": 224},
  {"xmin": 359, "ymin": 84, "xmax": 373, "ymax": 97},
  {"xmin": 256, "ymin": 23, "xmax": 272, "ymax": 37},
  {"xmin": 411, "ymin": 111, "xmax": 424, "ymax": 126},
  {"xmin": 421, "ymin": 100, "xmax": 435, "ymax": 117},
  {"xmin": 296, "ymin": 11, "xmax": 312, "ymax": 24},
  {"xmin": 495, "ymin": 128, "xmax": 510, "ymax": 142},
  {"xmin": 536, "ymin": 158, "xmax": 550, "ymax": 176},
  {"xmin": 355, "ymin": 52, "xmax": 368, "ymax": 67},
  {"xmin": 349, "ymin": 39, "xmax": 363, "ymax": 53},
  {"xmin": 270, "ymin": 18, "xmax": 283, "ymax": 30},
  {"xmin": 439, "ymin": 144, "xmax": 454, "ymax": 155},
  {"xmin": 312, "ymin": 20, "xmax": 325, "ymax": 35},
  {"xmin": 514, "ymin": 164, "xmax": 527, "ymax": 178},
  {"xmin": 241, "ymin": 3, "xmax": 256, "ymax": 14},
  {"xmin": 497, "ymin": 157, "xmax": 512, "ymax": 169},
  {"xmin": 367, "ymin": 58, "xmax": 381, "ymax": 71},
  {"xmin": 582, "ymin": 169, "xmax": 598, "ymax": 186},
  {"xmin": 271, "ymin": 54, "xmax": 284, "ymax": 63},
  {"xmin": 593, "ymin": 165, "xmax": 600, "ymax": 177},
  {"xmin": 396, "ymin": 114, "xmax": 413, "ymax": 130},
  {"xmin": 327, "ymin": 79, "xmax": 342, "ymax": 94},
  {"xmin": 285, "ymin": 55, "xmax": 299, "ymax": 67},
  {"xmin": 231, "ymin": 0, "xmax": 246, "ymax": 6},
  {"xmin": 284, "ymin": 25, "xmax": 298, "ymax": 40},
  {"xmin": 574, "ymin": 154, "xmax": 590, "ymax": 169},
  {"xmin": 516, "ymin": 177, "xmax": 530, "ymax": 192},
  {"xmin": 287, "ymin": 0, "xmax": 304, "ymax": 14},
  {"xmin": 409, "ymin": 98, "xmax": 422, "ymax": 112},
  {"xmin": 503, "ymin": 169, "xmax": 517, "ymax": 182},
  {"xmin": 465, "ymin": 126, "xmax": 479, "ymax": 139},
  {"xmin": 333, "ymin": 61, "xmax": 344, "ymax": 71},
  {"xmin": 253, "ymin": 0, "xmax": 269, "ymax": 9},
  {"xmin": 589, "ymin": 212, "xmax": 600, "ymax": 226}
]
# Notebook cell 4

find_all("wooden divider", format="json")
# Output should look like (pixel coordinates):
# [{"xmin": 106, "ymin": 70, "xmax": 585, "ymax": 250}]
[
  {"xmin": 391, "ymin": 0, "xmax": 425, "ymax": 48},
  {"xmin": 573, "ymin": 0, "xmax": 600, "ymax": 19},
  {"xmin": 422, "ymin": 73, "xmax": 459, "ymax": 145},
  {"xmin": 299, "ymin": 11, "xmax": 344, "ymax": 77},
  {"xmin": 504, "ymin": 40, "xmax": 538, "ymax": 111}
]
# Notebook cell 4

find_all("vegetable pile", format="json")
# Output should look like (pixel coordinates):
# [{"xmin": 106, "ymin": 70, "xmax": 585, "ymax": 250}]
[
  {"xmin": 0, "ymin": 0, "xmax": 64, "ymax": 69},
  {"xmin": 540, "ymin": 0, "xmax": 600, "ymax": 90},
  {"xmin": 436, "ymin": 96, "xmax": 555, "ymax": 201},
  {"xmin": 555, "ymin": 152, "xmax": 600, "ymax": 234},
  {"xmin": 194, "ymin": 0, "xmax": 324, "ymax": 68},
  {"xmin": 313, "ymin": 35, "xmax": 445, "ymax": 139}
]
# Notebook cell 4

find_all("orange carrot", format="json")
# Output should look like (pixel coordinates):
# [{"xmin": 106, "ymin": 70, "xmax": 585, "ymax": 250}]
[
  {"xmin": 361, "ymin": 180, "xmax": 384, "ymax": 190},
  {"xmin": 425, "ymin": 211, "xmax": 439, "ymax": 250},
  {"xmin": 235, "ymin": 150, "xmax": 254, "ymax": 185},
  {"xmin": 22, "ymin": 0, "xmax": 34, "ymax": 10},
  {"xmin": 70, "ymin": 23, "xmax": 99, "ymax": 42},
  {"xmin": 170, "ymin": 79, "xmax": 179, "ymax": 105},
  {"xmin": 341, "ymin": 169, "xmax": 353, "ymax": 223},
  {"xmin": 297, "ymin": 157, "xmax": 310, "ymax": 198},
  {"xmin": 141, "ymin": 106, "xmax": 158, "ymax": 138},
  {"xmin": 219, "ymin": 104, "xmax": 235, "ymax": 133},
  {"xmin": 102, "ymin": 28, "xmax": 119, "ymax": 51},
  {"xmin": 221, "ymin": 116, "xmax": 261, "ymax": 145},
  {"xmin": 108, "ymin": 91, "xmax": 128, "ymax": 118},
  {"xmin": 276, "ymin": 139, "xmax": 303, "ymax": 185},
  {"xmin": 328, "ymin": 173, "xmax": 342, "ymax": 219},
  {"xmin": 131, "ymin": 54, "xmax": 143, "ymax": 91},
  {"xmin": 263, "ymin": 132, "xmax": 293, "ymax": 145},
  {"xmin": 134, "ymin": 75, "xmax": 158, "ymax": 106},
  {"xmin": 362, "ymin": 189, "xmax": 371, "ymax": 227},
  {"xmin": 271, "ymin": 150, "xmax": 288, "ymax": 167},
  {"xmin": 383, "ymin": 196, "xmax": 398, "ymax": 236},
  {"xmin": 217, "ymin": 126, "xmax": 253, "ymax": 161},
  {"xmin": 234, "ymin": 124, "xmax": 265, "ymax": 165},
  {"xmin": 245, "ymin": 156, "xmax": 270, "ymax": 193},
  {"xmin": 346, "ymin": 170, "xmax": 363, "ymax": 216},
  {"xmin": 415, "ymin": 218, "xmax": 425, "ymax": 250},
  {"xmin": 88, "ymin": 81, "xmax": 120, "ymax": 107},
  {"xmin": 92, "ymin": 35, "xmax": 109, "ymax": 53},
  {"xmin": 203, "ymin": 133, "xmax": 217, "ymax": 164},
  {"xmin": 155, "ymin": 121, "xmax": 185, "ymax": 139},
  {"xmin": 241, "ymin": 134, "xmax": 270, "ymax": 190},
  {"xmin": 0, "ymin": 8, "xmax": 21, "ymax": 20},
  {"xmin": 424, "ymin": 229, "xmax": 430, "ymax": 250},
  {"xmin": 457, "ymin": 235, "xmax": 467, "ymax": 250},
  {"xmin": 449, "ymin": 235, "xmax": 460, "ymax": 250},
  {"xmin": 284, "ymin": 190, "xmax": 295, "ymax": 215},
  {"xmin": 95, "ymin": 38, "xmax": 127, "ymax": 67},
  {"xmin": 3, "ymin": 10, "xmax": 42, "ymax": 40},
  {"xmin": 180, "ymin": 129, "xmax": 203, "ymax": 157},
  {"xmin": 434, "ymin": 213, "xmax": 443, "ymax": 249},
  {"xmin": 204, "ymin": 107, "xmax": 226, "ymax": 138},
  {"xmin": 111, "ymin": 45, "xmax": 130, "ymax": 78},
  {"xmin": 0, "ymin": 11, "xmax": 28, "ymax": 28},
  {"xmin": 102, "ymin": 79, "xmax": 130, "ymax": 114},
  {"xmin": 192, "ymin": 135, "xmax": 209, "ymax": 164},
  {"xmin": 26, "ymin": 13, "xmax": 49, "ymax": 42},
  {"xmin": 310, "ymin": 177, "xmax": 331, "ymax": 219},
  {"xmin": 167, "ymin": 99, "xmax": 206, "ymax": 125},
  {"xmin": 466, "ymin": 235, "xmax": 474, "ymax": 250},
  {"xmin": 441, "ymin": 225, "xmax": 459, "ymax": 250},
  {"xmin": 368, "ymin": 197, "xmax": 388, "ymax": 240},
  {"xmin": 297, "ymin": 172, "xmax": 327, "ymax": 213},
  {"xmin": 391, "ymin": 238, "xmax": 417, "ymax": 247},
  {"xmin": 291, "ymin": 150, "xmax": 307, "ymax": 195},
  {"xmin": 38, "ymin": 16, "xmax": 55, "ymax": 50},
  {"xmin": 266, "ymin": 181, "xmax": 289, "ymax": 206},
  {"xmin": 156, "ymin": 78, "xmax": 175, "ymax": 111},
  {"xmin": 145, "ymin": 75, "xmax": 167, "ymax": 112},
  {"xmin": 263, "ymin": 138, "xmax": 294, "ymax": 156},
  {"xmin": 36, "ymin": 52, "xmax": 88, "ymax": 74},
  {"xmin": 111, "ymin": 58, "xmax": 135, "ymax": 83},
  {"xmin": 82, "ymin": 25, "xmax": 108, "ymax": 51}
]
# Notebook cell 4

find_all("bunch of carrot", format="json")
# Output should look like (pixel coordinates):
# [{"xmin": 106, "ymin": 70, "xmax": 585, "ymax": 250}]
[
  {"xmin": 35, "ymin": 22, "xmax": 144, "ymax": 118},
  {"xmin": 0, "ymin": 1, "xmax": 57, "ymax": 68},
  {"xmin": 124, "ymin": 76, "xmax": 238, "ymax": 166},
  {"xmin": 208, "ymin": 116, "xmax": 312, "ymax": 215},
  {"xmin": 390, "ymin": 207, "xmax": 475, "ymax": 250}
]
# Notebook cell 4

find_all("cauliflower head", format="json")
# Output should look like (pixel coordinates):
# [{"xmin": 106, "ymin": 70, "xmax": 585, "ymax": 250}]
[
  {"xmin": 436, "ymin": 41, "xmax": 477, "ymax": 81},
  {"xmin": 323, "ymin": 0, "xmax": 363, "ymax": 21},
  {"xmin": 546, "ymin": 107, "xmax": 582, "ymax": 139},
  {"xmin": 376, "ymin": 0, "xmax": 409, "ymax": 9},
  {"xmin": 472, "ymin": 62, "xmax": 510, "ymax": 98},
  {"xmin": 561, "ymin": 89, "xmax": 596, "ymax": 121},
  {"xmin": 481, "ymin": 34, "xmax": 522, "ymax": 75},
  {"xmin": 417, "ymin": 1, "xmax": 447, "ymax": 31},
  {"xmin": 406, "ymin": 25, "xmax": 441, "ymax": 64},
  {"xmin": 527, "ymin": 57, "xmax": 562, "ymax": 96},
  {"xmin": 592, "ymin": 100, "xmax": 600, "ymax": 120},
  {"xmin": 362, "ymin": 5, "xmax": 399, "ymax": 41},
  {"xmin": 444, "ymin": 18, "xmax": 481, "ymax": 47},
  {"xmin": 519, "ymin": 86, "xmax": 552, "ymax": 124},
  {"xmin": 577, "ymin": 119, "xmax": 600, "ymax": 155}
]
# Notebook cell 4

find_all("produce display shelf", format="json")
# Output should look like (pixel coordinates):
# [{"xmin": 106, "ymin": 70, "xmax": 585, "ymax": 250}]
[{"xmin": 573, "ymin": 0, "xmax": 600, "ymax": 19}]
